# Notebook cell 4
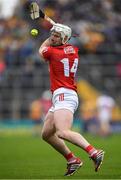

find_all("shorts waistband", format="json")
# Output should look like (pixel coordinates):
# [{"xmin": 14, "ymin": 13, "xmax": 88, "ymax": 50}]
[{"xmin": 53, "ymin": 88, "xmax": 77, "ymax": 96}]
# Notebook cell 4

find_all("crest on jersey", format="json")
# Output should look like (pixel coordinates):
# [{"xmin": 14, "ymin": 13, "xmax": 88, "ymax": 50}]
[{"xmin": 64, "ymin": 46, "xmax": 75, "ymax": 54}]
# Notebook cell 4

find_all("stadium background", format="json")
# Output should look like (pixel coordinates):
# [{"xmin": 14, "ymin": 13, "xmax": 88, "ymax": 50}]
[{"xmin": 0, "ymin": 0, "xmax": 121, "ymax": 124}]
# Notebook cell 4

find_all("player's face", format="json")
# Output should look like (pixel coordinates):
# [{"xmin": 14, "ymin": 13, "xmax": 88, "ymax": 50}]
[{"xmin": 49, "ymin": 31, "xmax": 62, "ymax": 46}]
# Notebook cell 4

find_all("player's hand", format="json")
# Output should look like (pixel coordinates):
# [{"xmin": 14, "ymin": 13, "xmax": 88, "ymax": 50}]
[
  {"xmin": 30, "ymin": 2, "xmax": 45, "ymax": 20},
  {"xmin": 29, "ymin": 2, "xmax": 55, "ymax": 25}
]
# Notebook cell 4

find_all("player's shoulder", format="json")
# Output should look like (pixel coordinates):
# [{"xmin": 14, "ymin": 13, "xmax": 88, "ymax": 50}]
[
  {"xmin": 63, "ymin": 44, "xmax": 79, "ymax": 54},
  {"xmin": 49, "ymin": 44, "xmax": 79, "ymax": 55},
  {"xmin": 62, "ymin": 44, "xmax": 78, "ymax": 49},
  {"xmin": 41, "ymin": 46, "xmax": 52, "ymax": 53}
]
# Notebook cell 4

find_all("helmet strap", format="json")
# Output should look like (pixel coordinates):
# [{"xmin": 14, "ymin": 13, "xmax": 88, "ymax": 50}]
[{"xmin": 62, "ymin": 35, "xmax": 68, "ymax": 44}]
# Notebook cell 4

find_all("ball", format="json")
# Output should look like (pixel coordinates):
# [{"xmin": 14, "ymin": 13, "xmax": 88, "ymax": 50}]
[{"xmin": 30, "ymin": 29, "xmax": 38, "ymax": 36}]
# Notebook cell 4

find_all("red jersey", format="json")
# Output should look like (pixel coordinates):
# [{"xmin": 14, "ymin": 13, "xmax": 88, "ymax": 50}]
[{"xmin": 41, "ymin": 44, "xmax": 79, "ymax": 93}]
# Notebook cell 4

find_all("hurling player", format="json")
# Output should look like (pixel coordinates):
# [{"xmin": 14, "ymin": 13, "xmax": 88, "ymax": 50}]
[{"xmin": 39, "ymin": 23, "xmax": 105, "ymax": 176}]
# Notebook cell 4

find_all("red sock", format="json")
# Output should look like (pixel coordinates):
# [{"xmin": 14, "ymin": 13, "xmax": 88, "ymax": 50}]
[
  {"xmin": 64, "ymin": 152, "xmax": 75, "ymax": 161},
  {"xmin": 85, "ymin": 145, "xmax": 97, "ymax": 156}
]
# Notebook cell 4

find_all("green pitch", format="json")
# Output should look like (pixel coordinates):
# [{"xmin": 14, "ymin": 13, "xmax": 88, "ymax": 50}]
[{"xmin": 0, "ymin": 131, "xmax": 121, "ymax": 179}]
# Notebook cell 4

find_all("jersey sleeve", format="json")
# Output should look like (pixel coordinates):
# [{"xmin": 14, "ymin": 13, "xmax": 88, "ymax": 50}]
[{"xmin": 41, "ymin": 46, "xmax": 51, "ymax": 61}]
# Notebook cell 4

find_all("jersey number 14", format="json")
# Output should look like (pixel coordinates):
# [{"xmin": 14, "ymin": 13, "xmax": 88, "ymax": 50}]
[{"xmin": 61, "ymin": 58, "xmax": 78, "ymax": 77}]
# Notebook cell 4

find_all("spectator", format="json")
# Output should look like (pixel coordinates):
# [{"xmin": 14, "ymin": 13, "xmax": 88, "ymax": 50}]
[
  {"xmin": 0, "ymin": 52, "xmax": 6, "ymax": 81},
  {"xmin": 96, "ymin": 93, "xmax": 115, "ymax": 137},
  {"xmin": 80, "ymin": 100, "xmax": 97, "ymax": 134},
  {"xmin": 29, "ymin": 90, "xmax": 52, "ymax": 136},
  {"xmin": 29, "ymin": 99, "xmax": 43, "ymax": 136}
]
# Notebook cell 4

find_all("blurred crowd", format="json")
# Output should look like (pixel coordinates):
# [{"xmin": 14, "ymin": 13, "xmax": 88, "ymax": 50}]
[{"xmin": 0, "ymin": 0, "xmax": 121, "ymax": 120}]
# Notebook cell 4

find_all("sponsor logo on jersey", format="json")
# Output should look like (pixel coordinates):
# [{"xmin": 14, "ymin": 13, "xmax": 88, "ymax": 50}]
[{"xmin": 64, "ymin": 46, "xmax": 75, "ymax": 54}]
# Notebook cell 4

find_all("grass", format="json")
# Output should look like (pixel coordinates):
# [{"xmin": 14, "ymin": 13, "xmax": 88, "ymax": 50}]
[{"xmin": 0, "ymin": 130, "xmax": 121, "ymax": 179}]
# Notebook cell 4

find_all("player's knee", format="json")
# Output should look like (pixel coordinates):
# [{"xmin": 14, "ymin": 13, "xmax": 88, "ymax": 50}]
[{"xmin": 56, "ymin": 130, "xmax": 67, "ymax": 139}]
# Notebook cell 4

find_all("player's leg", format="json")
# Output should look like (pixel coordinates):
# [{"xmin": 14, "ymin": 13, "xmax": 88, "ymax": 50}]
[
  {"xmin": 41, "ymin": 111, "xmax": 76, "ymax": 159},
  {"xmin": 54, "ymin": 109, "xmax": 91, "ymax": 149},
  {"xmin": 54, "ymin": 109, "xmax": 104, "ymax": 172},
  {"xmin": 41, "ymin": 110, "xmax": 83, "ymax": 176}
]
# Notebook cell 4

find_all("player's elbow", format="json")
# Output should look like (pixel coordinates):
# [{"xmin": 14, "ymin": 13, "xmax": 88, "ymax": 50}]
[{"xmin": 39, "ymin": 47, "xmax": 45, "ymax": 60}]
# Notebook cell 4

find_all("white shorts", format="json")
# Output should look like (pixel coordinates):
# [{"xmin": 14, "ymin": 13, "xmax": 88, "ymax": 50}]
[
  {"xmin": 49, "ymin": 88, "xmax": 78, "ymax": 114},
  {"xmin": 98, "ymin": 111, "xmax": 111, "ymax": 123}
]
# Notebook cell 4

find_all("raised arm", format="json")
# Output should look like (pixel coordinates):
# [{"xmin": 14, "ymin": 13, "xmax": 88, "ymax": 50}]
[{"xmin": 39, "ymin": 38, "xmax": 50, "ymax": 60}]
